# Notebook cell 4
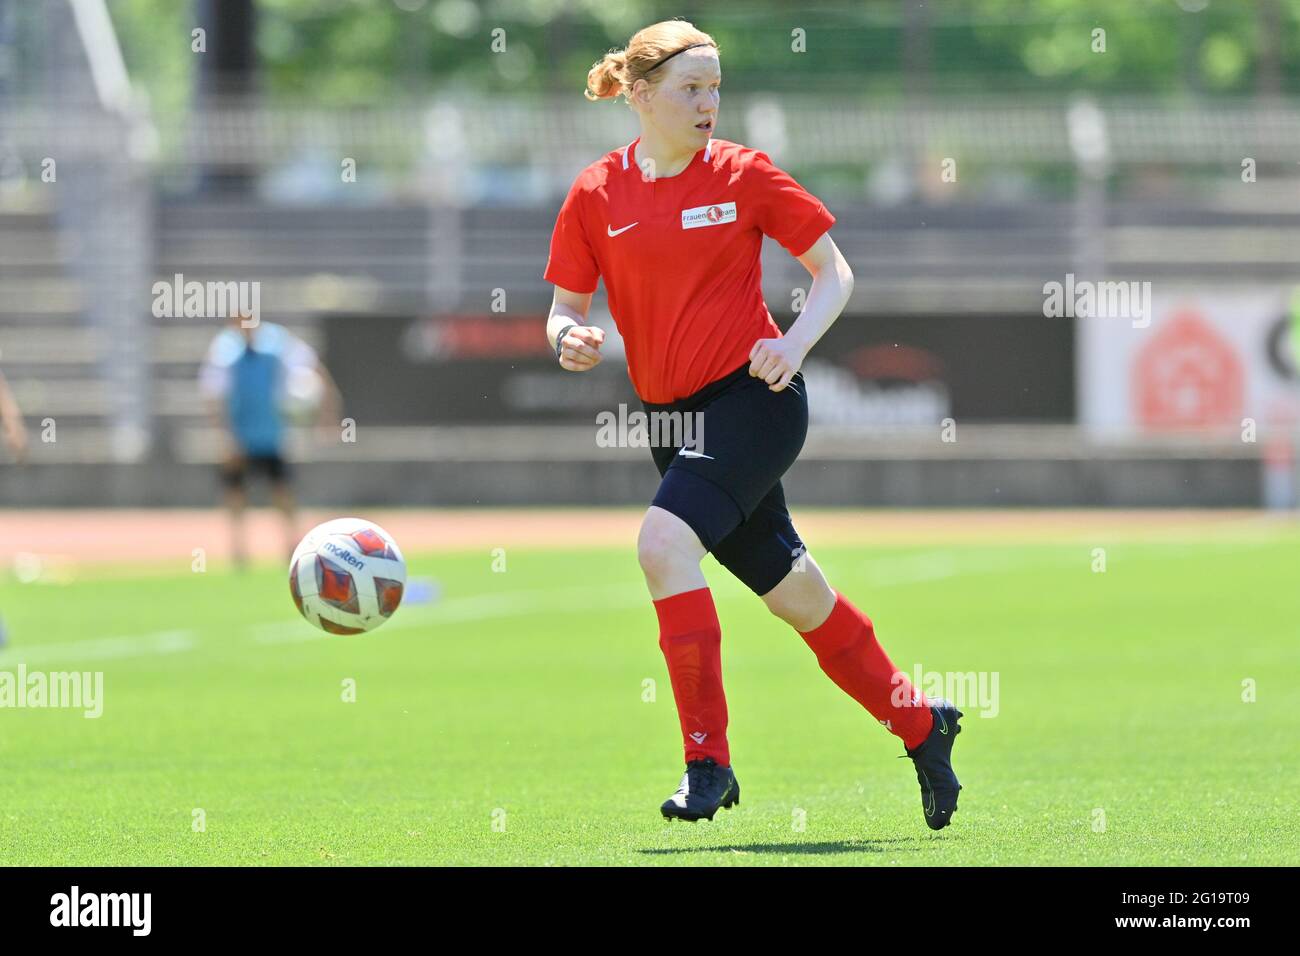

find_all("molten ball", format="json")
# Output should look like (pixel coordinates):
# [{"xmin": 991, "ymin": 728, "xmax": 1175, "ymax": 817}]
[{"xmin": 289, "ymin": 518, "xmax": 406, "ymax": 634}]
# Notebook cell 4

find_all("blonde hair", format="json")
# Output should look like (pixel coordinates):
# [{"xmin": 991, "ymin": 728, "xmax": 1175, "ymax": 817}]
[{"xmin": 584, "ymin": 20, "xmax": 718, "ymax": 103}]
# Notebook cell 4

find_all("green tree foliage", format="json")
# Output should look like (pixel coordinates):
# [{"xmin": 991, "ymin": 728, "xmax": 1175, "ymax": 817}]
[{"xmin": 107, "ymin": 0, "xmax": 1300, "ymax": 108}]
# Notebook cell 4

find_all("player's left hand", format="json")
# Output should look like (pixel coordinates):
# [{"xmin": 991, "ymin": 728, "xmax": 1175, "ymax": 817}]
[
  {"xmin": 2, "ymin": 419, "xmax": 28, "ymax": 462},
  {"xmin": 748, "ymin": 336, "xmax": 805, "ymax": 392}
]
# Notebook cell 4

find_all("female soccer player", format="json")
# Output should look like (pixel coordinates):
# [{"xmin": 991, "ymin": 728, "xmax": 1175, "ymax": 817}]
[{"xmin": 544, "ymin": 20, "xmax": 963, "ymax": 828}]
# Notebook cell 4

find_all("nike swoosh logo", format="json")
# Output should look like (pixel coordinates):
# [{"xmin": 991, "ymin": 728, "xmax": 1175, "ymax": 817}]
[
  {"xmin": 921, "ymin": 771, "xmax": 935, "ymax": 817},
  {"xmin": 936, "ymin": 709, "xmax": 949, "ymax": 736},
  {"xmin": 607, "ymin": 222, "xmax": 639, "ymax": 237},
  {"xmin": 678, "ymin": 449, "xmax": 714, "ymax": 460}
]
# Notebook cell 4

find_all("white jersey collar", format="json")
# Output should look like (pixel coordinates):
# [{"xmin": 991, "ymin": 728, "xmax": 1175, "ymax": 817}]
[{"xmin": 622, "ymin": 137, "xmax": 712, "ymax": 173}]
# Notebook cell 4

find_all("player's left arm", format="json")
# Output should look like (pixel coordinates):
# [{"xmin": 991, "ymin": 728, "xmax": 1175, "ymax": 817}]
[
  {"xmin": 0, "ymin": 367, "xmax": 29, "ymax": 461},
  {"xmin": 281, "ymin": 330, "xmax": 342, "ymax": 438},
  {"xmin": 748, "ymin": 231, "xmax": 854, "ymax": 391},
  {"xmin": 313, "ymin": 360, "xmax": 343, "ymax": 433}
]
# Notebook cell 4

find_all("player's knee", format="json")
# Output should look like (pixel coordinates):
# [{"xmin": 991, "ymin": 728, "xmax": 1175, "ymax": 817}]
[
  {"xmin": 763, "ymin": 564, "xmax": 835, "ymax": 631},
  {"xmin": 637, "ymin": 511, "xmax": 698, "ymax": 583},
  {"xmin": 764, "ymin": 590, "xmax": 811, "ymax": 629}
]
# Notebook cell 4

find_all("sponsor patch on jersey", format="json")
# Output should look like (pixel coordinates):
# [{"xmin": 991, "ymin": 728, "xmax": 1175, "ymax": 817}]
[{"xmin": 681, "ymin": 202, "xmax": 737, "ymax": 230}]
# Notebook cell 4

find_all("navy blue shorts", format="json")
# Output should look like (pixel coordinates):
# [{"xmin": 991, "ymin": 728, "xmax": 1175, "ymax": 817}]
[
  {"xmin": 221, "ymin": 452, "xmax": 290, "ymax": 490},
  {"xmin": 644, "ymin": 361, "xmax": 809, "ymax": 596}
]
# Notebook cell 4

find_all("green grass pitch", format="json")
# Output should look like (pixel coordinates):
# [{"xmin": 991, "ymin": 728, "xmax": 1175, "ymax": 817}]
[{"xmin": 1, "ymin": 523, "xmax": 1297, "ymax": 866}]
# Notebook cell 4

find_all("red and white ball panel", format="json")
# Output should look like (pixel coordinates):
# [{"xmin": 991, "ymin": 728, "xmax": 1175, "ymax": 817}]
[{"xmin": 289, "ymin": 518, "xmax": 407, "ymax": 634}]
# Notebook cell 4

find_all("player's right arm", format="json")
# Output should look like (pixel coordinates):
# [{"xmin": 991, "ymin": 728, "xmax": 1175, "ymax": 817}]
[
  {"xmin": 543, "ymin": 171, "xmax": 607, "ymax": 372},
  {"xmin": 203, "ymin": 394, "xmax": 241, "ymax": 466},
  {"xmin": 547, "ymin": 285, "xmax": 605, "ymax": 372},
  {"xmin": 198, "ymin": 334, "xmax": 241, "ymax": 465}
]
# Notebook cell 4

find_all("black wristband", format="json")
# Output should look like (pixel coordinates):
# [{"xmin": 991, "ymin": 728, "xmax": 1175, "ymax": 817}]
[{"xmin": 554, "ymin": 323, "xmax": 577, "ymax": 359}]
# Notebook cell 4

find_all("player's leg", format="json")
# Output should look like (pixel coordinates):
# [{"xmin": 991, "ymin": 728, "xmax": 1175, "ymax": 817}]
[
  {"xmin": 639, "ymin": 502, "xmax": 740, "ymax": 821},
  {"xmin": 637, "ymin": 504, "xmax": 707, "ymax": 600},
  {"xmin": 771, "ymin": 548, "xmax": 963, "ymax": 830},
  {"xmin": 220, "ymin": 456, "xmax": 249, "ymax": 569},
  {"xmin": 264, "ymin": 455, "xmax": 297, "ymax": 561},
  {"xmin": 757, "ymin": 542, "xmax": 834, "ymax": 631},
  {"xmin": 641, "ymin": 380, "xmax": 778, "ymax": 822},
  {"xmin": 639, "ymin": 476, "xmax": 741, "ymax": 821},
  {"xmin": 644, "ymin": 365, "xmax": 809, "ymax": 819},
  {"xmin": 712, "ymin": 488, "xmax": 963, "ymax": 829},
  {"xmin": 763, "ymin": 545, "xmax": 935, "ymax": 749}
]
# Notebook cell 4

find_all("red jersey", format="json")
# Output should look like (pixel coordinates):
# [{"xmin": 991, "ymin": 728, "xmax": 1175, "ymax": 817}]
[{"xmin": 543, "ymin": 137, "xmax": 835, "ymax": 403}]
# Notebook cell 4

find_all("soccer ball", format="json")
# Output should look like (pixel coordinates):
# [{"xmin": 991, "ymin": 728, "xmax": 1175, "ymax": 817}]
[{"xmin": 289, "ymin": 518, "xmax": 406, "ymax": 634}]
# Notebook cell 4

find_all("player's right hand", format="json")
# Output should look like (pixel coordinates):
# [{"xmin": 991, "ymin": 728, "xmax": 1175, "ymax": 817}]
[{"xmin": 558, "ymin": 325, "xmax": 605, "ymax": 372}]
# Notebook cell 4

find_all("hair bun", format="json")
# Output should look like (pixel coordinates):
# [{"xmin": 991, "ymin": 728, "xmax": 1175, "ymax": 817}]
[
  {"xmin": 582, "ymin": 22, "xmax": 716, "ymax": 104},
  {"xmin": 584, "ymin": 50, "xmax": 627, "ymax": 101}
]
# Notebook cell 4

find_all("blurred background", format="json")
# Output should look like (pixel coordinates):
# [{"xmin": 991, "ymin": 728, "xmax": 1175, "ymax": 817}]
[{"xmin": 2, "ymin": 0, "xmax": 1300, "ymax": 509}]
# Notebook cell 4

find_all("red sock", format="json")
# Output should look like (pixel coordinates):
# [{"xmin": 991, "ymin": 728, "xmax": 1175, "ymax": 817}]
[
  {"xmin": 798, "ymin": 592, "xmax": 933, "ymax": 750},
  {"xmin": 654, "ymin": 587, "xmax": 729, "ymax": 766}
]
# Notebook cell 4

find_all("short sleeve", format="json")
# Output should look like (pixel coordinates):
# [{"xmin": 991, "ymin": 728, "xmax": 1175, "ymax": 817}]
[
  {"xmin": 750, "ymin": 151, "xmax": 836, "ymax": 257},
  {"xmin": 543, "ymin": 179, "xmax": 600, "ymax": 294},
  {"xmin": 198, "ymin": 330, "xmax": 240, "ymax": 399},
  {"xmin": 282, "ymin": 331, "xmax": 319, "ymax": 372}
]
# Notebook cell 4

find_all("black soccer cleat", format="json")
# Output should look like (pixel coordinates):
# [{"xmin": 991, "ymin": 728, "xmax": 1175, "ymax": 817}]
[
  {"xmin": 902, "ymin": 699, "xmax": 963, "ymax": 830},
  {"xmin": 660, "ymin": 757, "xmax": 740, "ymax": 822}
]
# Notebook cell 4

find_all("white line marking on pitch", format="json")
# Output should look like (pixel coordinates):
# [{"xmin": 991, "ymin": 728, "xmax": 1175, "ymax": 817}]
[
  {"xmin": 860, "ymin": 538, "xmax": 1277, "ymax": 588},
  {"xmin": 0, "ymin": 629, "xmax": 197, "ymax": 665},
  {"xmin": 251, "ymin": 583, "xmax": 648, "ymax": 644}
]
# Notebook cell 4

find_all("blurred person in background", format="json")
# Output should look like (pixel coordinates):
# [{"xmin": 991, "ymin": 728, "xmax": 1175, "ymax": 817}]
[
  {"xmin": 0, "ymin": 366, "xmax": 28, "ymax": 462},
  {"xmin": 1291, "ymin": 287, "xmax": 1300, "ymax": 507},
  {"xmin": 545, "ymin": 19, "xmax": 963, "ymax": 829},
  {"xmin": 1291, "ymin": 287, "xmax": 1300, "ymax": 378},
  {"xmin": 199, "ymin": 314, "xmax": 342, "ymax": 569},
  {"xmin": 0, "ymin": 365, "xmax": 22, "ymax": 647}
]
